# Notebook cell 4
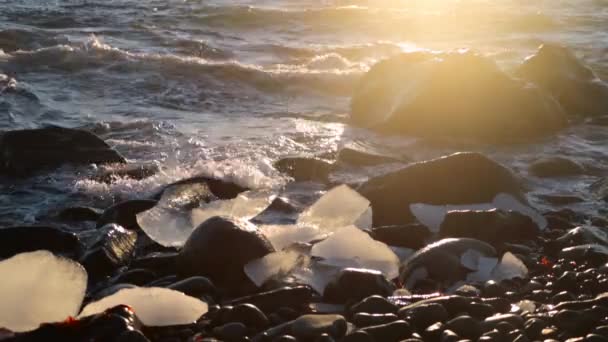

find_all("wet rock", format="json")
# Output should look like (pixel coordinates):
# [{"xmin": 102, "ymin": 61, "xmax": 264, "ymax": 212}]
[
  {"xmin": 336, "ymin": 145, "xmax": 404, "ymax": 166},
  {"xmin": 439, "ymin": 209, "xmax": 539, "ymax": 245},
  {"xmin": 0, "ymin": 126, "xmax": 126, "ymax": 175},
  {"xmin": 116, "ymin": 330, "xmax": 150, "ymax": 342},
  {"xmin": 80, "ymin": 224, "xmax": 137, "ymax": 280},
  {"xmin": 168, "ymin": 276, "xmax": 217, "ymax": 298},
  {"xmin": 360, "ymin": 320, "xmax": 412, "ymax": 341},
  {"xmin": 482, "ymin": 280, "xmax": 506, "ymax": 298},
  {"xmin": 95, "ymin": 163, "xmax": 159, "ymax": 183},
  {"xmin": 291, "ymin": 314, "xmax": 347, "ymax": 340},
  {"xmin": 130, "ymin": 252, "xmax": 178, "ymax": 276},
  {"xmin": 440, "ymin": 329, "xmax": 460, "ymax": 342},
  {"xmin": 223, "ymin": 304, "xmax": 269, "ymax": 332},
  {"xmin": 97, "ymin": 200, "xmax": 157, "ymax": 231},
  {"xmin": 352, "ymin": 313, "xmax": 399, "ymax": 328},
  {"xmin": 554, "ymin": 309, "xmax": 599, "ymax": 335},
  {"xmin": 273, "ymin": 335, "xmax": 298, "ymax": 342},
  {"xmin": 57, "ymin": 206, "xmax": 103, "ymax": 222},
  {"xmin": 517, "ymin": 44, "xmax": 608, "ymax": 117},
  {"xmin": 111, "ymin": 269, "xmax": 157, "ymax": 286},
  {"xmin": 213, "ymin": 322, "xmax": 248, "ymax": 341},
  {"xmin": 399, "ymin": 303, "xmax": 449, "ymax": 331},
  {"xmin": 524, "ymin": 318, "xmax": 548, "ymax": 340},
  {"xmin": 554, "ymin": 226, "xmax": 608, "ymax": 250},
  {"xmin": 251, "ymin": 197, "xmax": 300, "ymax": 225},
  {"xmin": 0, "ymin": 225, "xmax": 82, "ymax": 259},
  {"xmin": 155, "ymin": 176, "xmax": 248, "ymax": 201},
  {"xmin": 350, "ymin": 295, "xmax": 399, "ymax": 315},
  {"xmin": 178, "ymin": 216, "xmax": 274, "ymax": 293},
  {"xmin": 274, "ymin": 157, "xmax": 333, "ymax": 183},
  {"xmin": 399, "ymin": 238, "xmax": 496, "ymax": 289},
  {"xmin": 445, "ymin": 315, "xmax": 482, "ymax": 340},
  {"xmin": 342, "ymin": 331, "xmax": 374, "ymax": 342},
  {"xmin": 323, "ymin": 268, "xmax": 395, "ymax": 304},
  {"xmin": 227, "ymin": 286, "xmax": 313, "ymax": 313},
  {"xmin": 483, "ymin": 314, "xmax": 525, "ymax": 332},
  {"xmin": 369, "ymin": 224, "xmax": 431, "ymax": 249},
  {"xmin": 538, "ymin": 194, "xmax": 585, "ymax": 206},
  {"xmin": 467, "ymin": 303, "xmax": 495, "ymax": 320},
  {"xmin": 529, "ymin": 157, "xmax": 585, "ymax": 178},
  {"xmin": 359, "ymin": 152, "xmax": 525, "ymax": 226},
  {"xmin": 559, "ymin": 244, "xmax": 608, "ymax": 263},
  {"xmin": 422, "ymin": 322, "xmax": 445, "ymax": 341}
]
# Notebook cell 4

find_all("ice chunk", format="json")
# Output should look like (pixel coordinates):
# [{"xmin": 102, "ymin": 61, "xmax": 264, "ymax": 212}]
[
  {"xmin": 410, "ymin": 193, "xmax": 546, "ymax": 233},
  {"xmin": 260, "ymin": 224, "xmax": 324, "ymax": 251},
  {"xmin": 298, "ymin": 185, "xmax": 371, "ymax": 231},
  {"xmin": 244, "ymin": 250, "xmax": 304, "ymax": 287},
  {"xmin": 0, "ymin": 251, "xmax": 87, "ymax": 332},
  {"xmin": 491, "ymin": 252, "xmax": 528, "ymax": 281},
  {"xmin": 465, "ymin": 256, "xmax": 499, "ymax": 283},
  {"xmin": 80, "ymin": 287, "xmax": 208, "ymax": 326},
  {"xmin": 311, "ymin": 226, "xmax": 400, "ymax": 279},
  {"xmin": 514, "ymin": 300, "xmax": 536, "ymax": 314},
  {"xmin": 138, "ymin": 190, "xmax": 274, "ymax": 247},
  {"xmin": 291, "ymin": 262, "xmax": 341, "ymax": 294}
]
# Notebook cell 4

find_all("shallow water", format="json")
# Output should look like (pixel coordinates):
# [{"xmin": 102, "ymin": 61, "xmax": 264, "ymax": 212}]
[{"xmin": 0, "ymin": 0, "xmax": 607, "ymax": 226}]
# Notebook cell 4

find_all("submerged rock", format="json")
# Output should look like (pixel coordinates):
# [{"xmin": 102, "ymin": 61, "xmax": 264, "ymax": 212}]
[
  {"xmin": 359, "ymin": 152, "xmax": 525, "ymax": 226},
  {"xmin": 178, "ymin": 216, "xmax": 275, "ymax": 293},
  {"xmin": 529, "ymin": 157, "xmax": 585, "ymax": 178},
  {"xmin": 351, "ymin": 51, "xmax": 566, "ymax": 143},
  {"xmin": 0, "ymin": 226, "xmax": 82, "ymax": 259},
  {"xmin": 80, "ymin": 224, "xmax": 137, "ymax": 281},
  {"xmin": 274, "ymin": 157, "xmax": 334, "ymax": 183},
  {"xmin": 0, "ymin": 126, "xmax": 126, "ymax": 175}
]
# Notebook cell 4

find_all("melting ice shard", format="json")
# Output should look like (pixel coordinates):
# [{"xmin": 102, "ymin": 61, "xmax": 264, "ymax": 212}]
[
  {"xmin": 410, "ymin": 193, "xmax": 547, "ymax": 233},
  {"xmin": 491, "ymin": 252, "xmax": 529, "ymax": 281},
  {"xmin": 137, "ymin": 190, "xmax": 274, "ymax": 247},
  {"xmin": 298, "ymin": 185, "xmax": 371, "ymax": 231},
  {"xmin": 310, "ymin": 226, "xmax": 400, "ymax": 279},
  {"xmin": 464, "ymin": 250, "xmax": 528, "ymax": 283},
  {"xmin": 0, "ymin": 251, "xmax": 87, "ymax": 332},
  {"xmin": 244, "ymin": 250, "xmax": 304, "ymax": 287},
  {"xmin": 259, "ymin": 224, "xmax": 323, "ymax": 251},
  {"xmin": 80, "ymin": 287, "xmax": 208, "ymax": 326}
]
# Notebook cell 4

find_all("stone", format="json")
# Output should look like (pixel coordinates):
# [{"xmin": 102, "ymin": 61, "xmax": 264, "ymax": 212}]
[
  {"xmin": 274, "ymin": 157, "xmax": 334, "ymax": 183},
  {"xmin": 524, "ymin": 318, "xmax": 548, "ymax": 340},
  {"xmin": 483, "ymin": 314, "xmax": 525, "ymax": 331},
  {"xmin": 359, "ymin": 152, "xmax": 525, "ymax": 226},
  {"xmin": 178, "ymin": 216, "xmax": 274, "ymax": 293},
  {"xmin": 559, "ymin": 244, "xmax": 608, "ymax": 263},
  {"xmin": 352, "ymin": 313, "xmax": 399, "ymax": 328},
  {"xmin": 360, "ymin": 320, "xmax": 412, "ymax": 341},
  {"xmin": 291, "ymin": 314, "xmax": 347, "ymax": 340},
  {"xmin": 342, "ymin": 331, "xmax": 374, "ymax": 342},
  {"xmin": 130, "ymin": 252, "xmax": 178, "ymax": 276},
  {"xmin": 0, "ymin": 126, "xmax": 126, "ymax": 175},
  {"xmin": 351, "ymin": 51, "xmax": 566, "ymax": 143},
  {"xmin": 167, "ymin": 276, "xmax": 217, "ymax": 298},
  {"xmin": 80, "ymin": 224, "xmax": 137, "ymax": 280},
  {"xmin": 116, "ymin": 330, "xmax": 151, "ymax": 342},
  {"xmin": 57, "ymin": 206, "xmax": 103, "ymax": 222},
  {"xmin": 350, "ymin": 295, "xmax": 399, "ymax": 315},
  {"xmin": 223, "ymin": 304, "xmax": 269, "ymax": 332},
  {"xmin": 323, "ymin": 268, "xmax": 395, "ymax": 304},
  {"xmin": 227, "ymin": 286, "xmax": 313, "ymax": 313},
  {"xmin": 369, "ymin": 224, "xmax": 431, "ymax": 249},
  {"xmin": 97, "ymin": 200, "xmax": 157, "ymax": 231},
  {"xmin": 529, "ymin": 157, "xmax": 585, "ymax": 178},
  {"xmin": 445, "ymin": 315, "xmax": 482, "ymax": 340},
  {"xmin": 111, "ymin": 269, "xmax": 157, "ymax": 286},
  {"xmin": 213, "ymin": 322, "xmax": 248, "ymax": 341},
  {"xmin": 154, "ymin": 176, "xmax": 248, "ymax": 201},
  {"xmin": 399, "ymin": 303, "xmax": 449, "ymax": 331},
  {"xmin": 336, "ymin": 144, "xmax": 404, "ymax": 166},
  {"xmin": 0, "ymin": 225, "xmax": 82, "ymax": 259},
  {"xmin": 94, "ymin": 163, "xmax": 159, "ymax": 183}
]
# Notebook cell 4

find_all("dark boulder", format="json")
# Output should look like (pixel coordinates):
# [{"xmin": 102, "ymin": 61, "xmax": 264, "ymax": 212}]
[
  {"xmin": 58, "ymin": 206, "xmax": 103, "ymax": 222},
  {"xmin": 153, "ymin": 176, "xmax": 247, "ymax": 201},
  {"xmin": 336, "ymin": 143, "xmax": 405, "ymax": 166},
  {"xmin": 369, "ymin": 224, "xmax": 431, "ymax": 249},
  {"xmin": 359, "ymin": 152, "xmax": 524, "ymax": 226},
  {"xmin": 274, "ymin": 157, "xmax": 334, "ymax": 183},
  {"xmin": 80, "ymin": 224, "xmax": 137, "ymax": 281},
  {"xmin": 529, "ymin": 157, "xmax": 585, "ymax": 178},
  {"xmin": 167, "ymin": 276, "xmax": 217, "ymax": 298},
  {"xmin": 178, "ymin": 216, "xmax": 275, "ymax": 293},
  {"xmin": 0, "ymin": 126, "xmax": 126, "ymax": 175},
  {"xmin": 439, "ymin": 209, "xmax": 539, "ymax": 245},
  {"xmin": 351, "ymin": 51, "xmax": 566, "ymax": 143},
  {"xmin": 517, "ymin": 44, "xmax": 608, "ymax": 117},
  {"xmin": 323, "ymin": 268, "xmax": 395, "ymax": 304},
  {"xmin": 97, "ymin": 200, "xmax": 157, "ymax": 230},
  {"xmin": 227, "ymin": 286, "xmax": 314, "ymax": 313},
  {"xmin": 0, "ymin": 226, "xmax": 82, "ymax": 259}
]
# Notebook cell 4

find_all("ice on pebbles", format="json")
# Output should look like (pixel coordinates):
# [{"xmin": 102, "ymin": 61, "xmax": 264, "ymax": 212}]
[
  {"xmin": 244, "ymin": 250, "xmax": 304, "ymax": 287},
  {"xmin": 80, "ymin": 287, "xmax": 208, "ymax": 326},
  {"xmin": 410, "ymin": 193, "xmax": 546, "ymax": 233},
  {"xmin": 491, "ymin": 252, "xmax": 529, "ymax": 281},
  {"xmin": 137, "ymin": 190, "xmax": 274, "ymax": 247},
  {"xmin": 311, "ymin": 226, "xmax": 400, "ymax": 279},
  {"xmin": 259, "ymin": 224, "xmax": 324, "ymax": 251},
  {"xmin": 463, "ymin": 250, "xmax": 528, "ymax": 283},
  {"xmin": 298, "ymin": 185, "xmax": 371, "ymax": 231},
  {"xmin": 0, "ymin": 251, "xmax": 87, "ymax": 332}
]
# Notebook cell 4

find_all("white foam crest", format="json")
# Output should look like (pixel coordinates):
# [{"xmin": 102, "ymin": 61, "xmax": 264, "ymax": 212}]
[
  {"xmin": 0, "ymin": 251, "xmax": 87, "ymax": 332},
  {"xmin": 306, "ymin": 53, "xmax": 354, "ymax": 70},
  {"xmin": 80, "ymin": 287, "xmax": 208, "ymax": 326}
]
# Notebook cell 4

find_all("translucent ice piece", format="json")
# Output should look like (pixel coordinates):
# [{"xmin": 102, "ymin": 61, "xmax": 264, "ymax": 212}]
[
  {"xmin": 491, "ymin": 252, "xmax": 528, "ymax": 281},
  {"xmin": 191, "ymin": 191, "xmax": 275, "ymax": 228},
  {"xmin": 244, "ymin": 250, "xmax": 303, "ymax": 287},
  {"xmin": 80, "ymin": 287, "xmax": 208, "ymax": 326},
  {"xmin": 493, "ymin": 193, "xmax": 547, "ymax": 230},
  {"xmin": 260, "ymin": 224, "xmax": 324, "ymax": 251},
  {"xmin": 0, "ymin": 251, "xmax": 87, "ymax": 332},
  {"xmin": 311, "ymin": 226, "xmax": 400, "ymax": 279},
  {"xmin": 298, "ymin": 185, "xmax": 371, "ymax": 231}
]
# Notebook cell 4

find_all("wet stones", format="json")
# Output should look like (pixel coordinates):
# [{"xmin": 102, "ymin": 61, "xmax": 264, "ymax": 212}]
[
  {"xmin": 274, "ymin": 157, "xmax": 334, "ymax": 183},
  {"xmin": 323, "ymin": 268, "xmax": 395, "ymax": 304},
  {"xmin": 97, "ymin": 200, "xmax": 157, "ymax": 231},
  {"xmin": 291, "ymin": 314, "xmax": 347, "ymax": 340},
  {"xmin": 227, "ymin": 286, "xmax": 313, "ymax": 314},
  {"xmin": 167, "ymin": 276, "xmax": 217, "ymax": 298},
  {"xmin": 369, "ymin": 224, "xmax": 431, "ymax": 249},
  {"xmin": 0, "ymin": 126, "xmax": 126, "ymax": 176},
  {"xmin": 529, "ymin": 157, "xmax": 585, "ymax": 178},
  {"xmin": 178, "ymin": 216, "xmax": 274, "ymax": 293},
  {"xmin": 350, "ymin": 295, "xmax": 399, "ymax": 315},
  {"xmin": 80, "ymin": 224, "xmax": 137, "ymax": 281},
  {"xmin": 0, "ymin": 225, "xmax": 82, "ymax": 259},
  {"xmin": 359, "ymin": 152, "xmax": 525, "ymax": 226}
]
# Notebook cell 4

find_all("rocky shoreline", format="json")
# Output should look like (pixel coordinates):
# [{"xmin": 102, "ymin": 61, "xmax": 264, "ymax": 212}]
[{"xmin": 0, "ymin": 127, "xmax": 606, "ymax": 342}]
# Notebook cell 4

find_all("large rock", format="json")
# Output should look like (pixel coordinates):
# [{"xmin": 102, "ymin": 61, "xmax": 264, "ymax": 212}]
[
  {"xmin": 351, "ymin": 51, "xmax": 567, "ymax": 143},
  {"xmin": 358, "ymin": 152, "xmax": 525, "ymax": 226},
  {"xmin": 0, "ymin": 226, "xmax": 82, "ymax": 259},
  {"xmin": 274, "ymin": 157, "xmax": 334, "ymax": 183},
  {"xmin": 80, "ymin": 224, "xmax": 137, "ymax": 281},
  {"xmin": 323, "ymin": 268, "xmax": 395, "ymax": 304},
  {"xmin": 517, "ymin": 44, "xmax": 608, "ymax": 117},
  {"xmin": 97, "ymin": 200, "xmax": 157, "ymax": 230},
  {"xmin": 178, "ymin": 216, "xmax": 275, "ymax": 293},
  {"xmin": 0, "ymin": 126, "xmax": 126, "ymax": 175}
]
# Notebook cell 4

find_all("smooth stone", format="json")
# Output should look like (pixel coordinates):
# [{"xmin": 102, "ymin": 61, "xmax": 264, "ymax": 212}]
[
  {"xmin": 167, "ymin": 276, "xmax": 217, "ymax": 298},
  {"xmin": 213, "ymin": 322, "xmax": 248, "ymax": 341},
  {"xmin": 315, "ymin": 333, "xmax": 336, "ymax": 342},
  {"xmin": 0, "ymin": 126, "xmax": 126, "ymax": 175},
  {"xmin": 223, "ymin": 304, "xmax": 270, "ymax": 331},
  {"xmin": 359, "ymin": 152, "xmax": 525, "ymax": 226},
  {"xmin": 352, "ymin": 313, "xmax": 399, "ymax": 328},
  {"xmin": 97, "ymin": 200, "xmax": 158, "ymax": 230},
  {"xmin": 57, "ymin": 206, "xmax": 103, "ymax": 222},
  {"xmin": 466, "ymin": 303, "xmax": 495, "ymax": 320},
  {"xmin": 342, "ymin": 331, "xmax": 374, "ymax": 342},
  {"xmin": 585, "ymin": 334, "xmax": 608, "ymax": 342},
  {"xmin": 80, "ymin": 223, "xmax": 137, "ymax": 280},
  {"xmin": 554, "ymin": 226, "xmax": 608, "ymax": 250},
  {"xmin": 559, "ymin": 244, "xmax": 608, "ymax": 263},
  {"xmin": 423, "ymin": 322, "xmax": 445, "ymax": 341},
  {"xmin": 350, "ymin": 295, "xmax": 399, "ymax": 315},
  {"xmin": 291, "ymin": 314, "xmax": 347, "ymax": 340},
  {"xmin": 116, "ymin": 330, "xmax": 151, "ymax": 342},
  {"xmin": 399, "ymin": 303, "xmax": 449, "ymax": 332},
  {"xmin": 369, "ymin": 224, "xmax": 431, "ymax": 249},
  {"xmin": 274, "ymin": 157, "xmax": 333, "ymax": 183},
  {"xmin": 323, "ymin": 268, "xmax": 395, "ymax": 304},
  {"xmin": 130, "ymin": 252, "xmax": 179, "ymax": 276},
  {"xmin": 0, "ymin": 225, "xmax": 82, "ymax": 259},
  {"xmin": 482, "ymin": 280, "xmax": 506, "ymax": 298},
  {"xmin": 439, "ymin": 329, "xmax": 460, "ymax": 342},
  {"xmin": 336, "ymin": 146, "xmax": 404, "ymax": 166},
  {"xmin": 445, "ymin": 315, "xmax": 482, "ymax": 340},
  {"xmin": 272, "ymin": 335, "xmax": 297, "ymax": 342},
  {"xmin": 227, "ymin": 286, "xmax": 313, "ymax": 313},
  {"xmin": 178, "ymin": 216, "xmax": 274, "ymax": 293},
  {"xmin": 111, "ymin": 269, "xmax": 157, "ymax": 286},
  {"xmin": 529, "ymin": 157, "xmax": 585, "ymax": 178},
  {"xmin": 154, "ymin": 176, "xmax": 248, "ymax": 201},
  {"xmin": 360, "ymin": 320, "xmax": 412, "ymax": 341},
  {"xmin": 483, "ymin": 314, "xmax": 525, "ymax": 332}
]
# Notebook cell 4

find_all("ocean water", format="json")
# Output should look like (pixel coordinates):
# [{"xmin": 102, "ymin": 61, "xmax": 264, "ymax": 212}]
[{"xmin": 0, "ymin": 0, "xmax": 607, "ymax": 226}]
